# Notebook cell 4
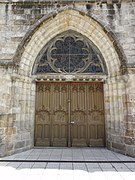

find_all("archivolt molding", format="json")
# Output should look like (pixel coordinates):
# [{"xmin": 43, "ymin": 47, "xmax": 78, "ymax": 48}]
[{"xmin": 11, "ymin": 7, "xmax": 127, "ymax": 77}]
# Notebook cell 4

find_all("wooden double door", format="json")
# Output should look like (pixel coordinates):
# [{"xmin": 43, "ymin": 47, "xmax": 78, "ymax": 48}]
[{"xmin": 35, "ymin": 82, "xmax": 105, "ymax": 147}]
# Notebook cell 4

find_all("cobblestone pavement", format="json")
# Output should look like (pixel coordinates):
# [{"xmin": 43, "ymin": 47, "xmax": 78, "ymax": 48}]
[{"xmin": 0, "ymin": 148, "xmax": 135, "ymax": 180}]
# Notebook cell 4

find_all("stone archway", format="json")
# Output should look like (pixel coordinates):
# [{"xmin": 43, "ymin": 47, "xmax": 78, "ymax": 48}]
[
  {"xmin": 17, "ymin": 8, "xmax": 122, "ymax": 77},
  {"xmin": 17, "ymin": 8, "xmax": 123, "ymax": 149},
  {"xmin": 16, "ymin": 8, "xmax": 123, "ymax": 148},
  {"xmin": 33, "ymin": 30, "xmax": 107, "ymax": 147},
  {"xmin": 1, "ymin": 7, "xmax": 131, "ymax": 156}
]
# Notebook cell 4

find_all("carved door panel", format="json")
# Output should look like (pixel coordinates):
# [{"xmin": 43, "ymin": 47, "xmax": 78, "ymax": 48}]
[
  {"xmin": 35, "ymin": 83, "xmax": 69, "ymax": 146},
  {"xmin": 51, "ymin": 83, "xmax": 68, "ymax": 146},
  {"xmin": 87, "ymin": 83, "xmax": 105, "ymax": 146},
  {"xmin": 70, "ymin": 83, "xmax": 87, "ymax": 146},
  {"xmin": 35, "ymin": 83, "xmax": 52, "ymax": 146}
]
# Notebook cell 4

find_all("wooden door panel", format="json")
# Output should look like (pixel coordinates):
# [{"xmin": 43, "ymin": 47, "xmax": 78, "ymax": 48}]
[
  {"xmin": 35, "ymin": 83, "xmax": 51, "ymax": 146},
  {"xmin": 71, "ymin": 126, "xmax": 87, "ymax": 146},
  {"xmin": 89, "ymin": 125, "xmax": 96, "ymax": 139},
  {"xmin": 52, "ymin": 124, "xmax": 68, "ymax": 146},
  {"xmin": 97, "ymin": 125, "xmax": 105, "ymax": 138},
  {"xmin": 35, "ymin": 125, "xmax": 42, "ymax": 139},
  {"xmin": 87, "ymin": 83, "xmax": 105, "ymax": 146},
  {"xmin": 70, "ymin": 83, "xmax": 87, "ymax": 146},
  {"xmin": 51, "ymin": 83, "xmax": 68, "ymax": 146}
]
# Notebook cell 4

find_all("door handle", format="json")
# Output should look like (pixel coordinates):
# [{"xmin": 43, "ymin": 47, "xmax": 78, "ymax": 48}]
[{"xmin": 70, "ymin": 121, "xmax": 75, "ymax": 124}]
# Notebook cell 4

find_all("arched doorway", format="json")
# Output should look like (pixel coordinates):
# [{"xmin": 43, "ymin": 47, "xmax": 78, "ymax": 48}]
[
  {"xmin": 33, "ymin": 31, "xmax": 106, "ymax": 147},
  {"xmin": 9, "ymin": 7, "xmax": 129, "ymax": 156}
]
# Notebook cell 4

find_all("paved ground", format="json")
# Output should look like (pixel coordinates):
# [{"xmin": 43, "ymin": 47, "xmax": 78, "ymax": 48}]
[{"xmin": 0, "ymin": 148, "xmax": 135, "ymax": 180}]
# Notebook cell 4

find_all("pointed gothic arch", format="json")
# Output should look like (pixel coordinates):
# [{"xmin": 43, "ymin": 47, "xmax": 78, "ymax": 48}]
[
  {"xmin": 12, "ymin": 7, "xmax": 126, "ymax": 77},
  {"xmin": 5, "ymin": 7, "xmax": 130, "ymax": 154}
]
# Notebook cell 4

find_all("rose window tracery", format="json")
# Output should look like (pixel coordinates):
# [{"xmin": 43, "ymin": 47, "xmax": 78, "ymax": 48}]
[{"xmin": 33, "ymin": 31, "xmax": 106, "ymax": 75}]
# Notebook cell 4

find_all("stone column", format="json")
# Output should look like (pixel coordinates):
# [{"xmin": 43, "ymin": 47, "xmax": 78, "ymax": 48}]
[
  {"xmin": 123, "ymin": 74, "xmax": 135, "ymax": 156},
  {"xmin": 105, "ymin": 75, "xmax": 127, "ymax": 154}
]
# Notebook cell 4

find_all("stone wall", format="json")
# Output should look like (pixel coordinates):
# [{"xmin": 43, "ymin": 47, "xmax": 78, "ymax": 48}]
[
  {"xmin": 0, "ymin": 66, "xmax": 35, "ymax": 156},
  {"xmin": 0, "ymin": 0, "xmax": 135, "ymax": 157},
  {"xmin": 104, "ymin": 74, "xmax": 135, "ymax": 157},
  {"xmin": 0, "ymin": 67, "xmax": 13, "ymax": 156},
  {"xmin": 0, "ymin": 1, "xmax": 135, "ymax": 64}
]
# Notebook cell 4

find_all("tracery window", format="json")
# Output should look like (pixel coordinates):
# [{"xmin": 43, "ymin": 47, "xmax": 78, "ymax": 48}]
[{"xmin": 33, "ymin": 31, "xmax": 106, "ymax": 75}]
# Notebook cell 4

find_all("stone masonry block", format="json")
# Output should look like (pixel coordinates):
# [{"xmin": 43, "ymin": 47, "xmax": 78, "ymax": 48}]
[{"xmin": 15, "ymin": 141, "xmax": 25, "ymax": 149}]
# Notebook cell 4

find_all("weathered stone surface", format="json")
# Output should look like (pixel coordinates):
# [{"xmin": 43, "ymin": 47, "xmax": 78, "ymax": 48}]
[
  {"xmin": 126, "ymin": 145, "xmax": 135, "ymax": 157},
  {"xmin": 0, "ymin": 144, "xmax": 6, "ymax": 157},
  {"xmin": 0, "ymin": 1, "xmax": 134, "ymax": 64},
  {"xmin": 0, "ymin": 1, "xmax": 135, "ymax": 157},
  {"xmin": 124, "ymin": 137, "xmax": 135, "ymax": 145},
  {"xmin": 112, "ymin": 142, "xmax": 126, "ymax": 151},
  {"xmin": 15, "ymin": 141, "xmax": 25, "ymax": 149}
]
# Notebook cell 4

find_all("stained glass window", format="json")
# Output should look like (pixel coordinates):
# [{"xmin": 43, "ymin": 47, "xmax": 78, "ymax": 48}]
[{"xmin": 33, "ymin": 31, "xmax": 106, "ymax": 74}]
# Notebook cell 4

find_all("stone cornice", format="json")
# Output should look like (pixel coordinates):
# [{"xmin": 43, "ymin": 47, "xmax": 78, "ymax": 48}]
[
  {"xmin": 0, "ymin": 60, "xmax": 19, "ymax": 69},
  {"xmin": 121, "ymin": 64, "xmax": 135, "ymax": 75}
]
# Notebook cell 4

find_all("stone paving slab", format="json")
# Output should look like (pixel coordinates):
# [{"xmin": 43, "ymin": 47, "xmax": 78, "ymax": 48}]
[
  {"xmin": 0, "ymin": 161, "xmax": 135, "ymax": 180},
  {"xmin": 1, "ymin": 148, "xmax": 135, "ymax": 162},
  {"xmin": 0, "ymin": 148, "xmax": 135, "ymax": 179}
]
